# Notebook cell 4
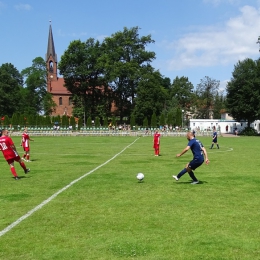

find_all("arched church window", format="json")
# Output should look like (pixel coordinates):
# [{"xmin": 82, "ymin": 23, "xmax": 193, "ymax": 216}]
[
  {"xmin": 59, "ymin": 97, "xmax": 62, "ymax": 105},
  {"xmin": 49, "ymin": 61, "xmax": 53, "ymax": 72}
]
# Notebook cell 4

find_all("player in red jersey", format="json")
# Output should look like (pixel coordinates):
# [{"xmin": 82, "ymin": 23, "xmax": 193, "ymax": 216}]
[
  {"xmin": 21, "ymin": 127, "xmax": 34, "ymax": 162},
  {"xmin": 153, "ymin": 130, "xmax": 161, "ymax": 156},
  {"xmin": 0, "ymin": 129, "xmax": 30, "ymax": 180}
]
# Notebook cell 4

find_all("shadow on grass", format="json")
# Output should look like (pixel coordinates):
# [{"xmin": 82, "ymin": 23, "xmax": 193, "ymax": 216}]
[
  {"xmin": 174, "ymin": 180, "xmax": 207, "ymax": 185},
  {"xmin": 13, "ymin": 175, "xmax": 32, "ymax": 180}
]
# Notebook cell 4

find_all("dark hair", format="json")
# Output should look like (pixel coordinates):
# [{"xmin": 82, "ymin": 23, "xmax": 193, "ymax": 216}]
[{"xmin": 0, "ymin": 129, "xmax": 2, "ymax": 137}]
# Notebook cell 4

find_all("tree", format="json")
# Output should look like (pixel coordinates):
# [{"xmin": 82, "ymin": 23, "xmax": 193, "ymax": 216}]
[
  {"xmin": 70, "ymin": 116, "xmax": 76, "ymax": 130},
  {"xmin": 226, "ymin": 58, "xmax": 260, "ymax": 127},
  {"xmin": 11, "ymin": 113, "xmax": 19, "ymax": 129},
  {"xmin": 176, "ymin": 108, "xmax": 182, "ymax": 127},
  {"xmin": 61, "ymin": 115, "xmax": 69, "ymax": 127},
  {"xmin": 143, "ymin": 117, "xmax": 148, "ymax": 128},
  {"xmin": 95, "ymin": 116, "xmax": 100, "ymax": 128},
  {"xmin": 129, "ymin": 114, "xmax": 135, "ymax": 129},
  {"xmin": 166, "ymin": 111, "xmax": 174, "ymax": 127},
  {"xmin": 87, "ymin": 116, "xmax": 92, "ymax": 127},
  {"xmin": 195, "ymin": 76, "xmax": 220, "ymax": 119},
  {"xmin": 151, "ymin": 112, "xmax": 157, "ymax": 128},
  {"xmin": 21, "ymin": 57, "xmax": 55, "ymax": 115},
  {"xmin": 102, "ymin": 26, "xmax": 156, "ymax": 121},
  {"xmin": 213, "ymin": 91, "xmax": 226, "ymax": 119},
  {"xmin": 160, "ymin": 113, "xmax": 165, "ymax": 127},
  {"xmin": 0, "ymin": 63, "xmax": 23, "ymax": 117},
  {"xmin": 103, "ymin": 117, "xmax": 108, "ymax": 128},
  {"xmin": 169, "ymin": 76, "xmax": 194, "ymax": 110},
  {"xmin": 59, "ymin": 39, "xmax": 111, "ymax": 120},
  {"xmin": 132, "ymin": 69, "xmax": 167, "ymax": 125}
]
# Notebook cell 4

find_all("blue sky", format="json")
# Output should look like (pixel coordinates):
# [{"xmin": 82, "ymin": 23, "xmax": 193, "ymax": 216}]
[{"xmin": 1, "ymin": 0, "xmax": 260, "ymax": 92}]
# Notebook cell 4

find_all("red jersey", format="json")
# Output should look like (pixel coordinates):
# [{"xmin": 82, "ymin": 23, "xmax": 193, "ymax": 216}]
[
  {"xmin": 0, "ymin": 135, "xmax": 19, "ymax": 160},
  {"xmin": 21, "ymin": 133, "xmax": 30, "ymax": 148},
  {"xmin": 153, "ymin": 133, "xmax": 160, "ymax": 148}
]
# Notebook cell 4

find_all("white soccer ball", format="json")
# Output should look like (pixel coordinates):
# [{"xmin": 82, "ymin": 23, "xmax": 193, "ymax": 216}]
[{"xmin": 137, "ymin": 173, "xmax": 144, "ymax": 181}]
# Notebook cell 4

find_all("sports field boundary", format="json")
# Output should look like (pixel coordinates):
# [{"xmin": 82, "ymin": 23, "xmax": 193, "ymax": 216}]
[{"xmin": 0, "ymin": 137, "xmax": 140, "ymax": 238}]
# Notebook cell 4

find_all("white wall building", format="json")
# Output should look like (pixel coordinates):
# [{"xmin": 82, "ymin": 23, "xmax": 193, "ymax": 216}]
[{"xmin": 189, "ymin": 113, "xmax": 260, "ymax": 134}]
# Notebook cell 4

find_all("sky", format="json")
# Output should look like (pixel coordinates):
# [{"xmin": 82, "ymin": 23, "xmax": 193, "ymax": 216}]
[{"xmin": 1, "ymin": 0, "xmax": 260, "ymax": 92}]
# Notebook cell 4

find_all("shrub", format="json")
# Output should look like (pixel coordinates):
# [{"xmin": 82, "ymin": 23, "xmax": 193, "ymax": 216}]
[{"xmin": 239, "ymin": 127, "xmax": 259, "ymax": 136}]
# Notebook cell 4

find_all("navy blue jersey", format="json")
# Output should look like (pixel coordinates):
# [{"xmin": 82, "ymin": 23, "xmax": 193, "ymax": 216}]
[
  {"xmin": 212, "ymin": 131, "xmax": 218, "ymax": 142},
  {"xmin": 187, "ymin": 138, "xmax": 204, "ymax": 162}
]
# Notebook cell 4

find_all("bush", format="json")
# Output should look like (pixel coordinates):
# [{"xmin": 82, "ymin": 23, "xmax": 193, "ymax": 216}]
[{"xmin": 239, "ymin": 127, "xmax": 259, "ymax": 136}]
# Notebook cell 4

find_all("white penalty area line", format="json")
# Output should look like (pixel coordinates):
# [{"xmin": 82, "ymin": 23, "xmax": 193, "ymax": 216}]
[{"xmin": 0, "ymin": 137, "xmax": 140, "ymax": 238}]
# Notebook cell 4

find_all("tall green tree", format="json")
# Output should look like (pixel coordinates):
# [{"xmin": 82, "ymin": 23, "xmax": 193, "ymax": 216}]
[
  {"xmin": 132, "ymin": 69, "xmax": 167, "ymax": 125},
  {"xmin": 166, "ymin": 111, "xmax": 174, "ymax": 127},
  {"xmin": 102, "ymin": 26, "xmax": 156, "ymax": 121},
  {"xmin": 21, "ymin": 57, "xmax": 55, "ymax": 115},
  {"xmin": 226, "ymin": 58, "xmax": 260, "ymax": 127},
  {"xmin": 169, "ymin": 76, "xmax": 194, "ymax": 110},
  {"xmin": 130, "ymin": 114, "xmax": 136, "ymax": 129},
  {"xmin": 143, "ymin": 117, "xmax": 148, "ymax": 128},
  {"xmin": 160, "ymin": 113, "xmax": 165, "ymax": 127},
  {"xmin": 213, "ymin": 91, "xmax": 226, "ymax": 119},
  {"xmin": 59, "ymin": 39, "xmax": 111, "ymax": 120},
  {"xmin": 151, "ymin": 112, "xmax": 157, "ymax": 128},
  {"xmin": 87, "ymin": 116, "xmax": 92, "ymax": 128},
  {"xmin": 0, "ymin": 63, "xmax": 23, "ymax": 117},
  {"xmin": 195, "ymin": 76, "xmax": 220, "ymax": 119}
]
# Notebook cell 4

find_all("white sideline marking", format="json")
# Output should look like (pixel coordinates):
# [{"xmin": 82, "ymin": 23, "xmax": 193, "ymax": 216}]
[{"xmin": 0, "ymin": 138, "xmax": 140, "ymax": 238}]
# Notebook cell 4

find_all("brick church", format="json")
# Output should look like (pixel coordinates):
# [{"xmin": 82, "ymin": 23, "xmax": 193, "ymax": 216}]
[{"xmin": 46, "ymin": 23, "xmax": 73, "ymax": 116}]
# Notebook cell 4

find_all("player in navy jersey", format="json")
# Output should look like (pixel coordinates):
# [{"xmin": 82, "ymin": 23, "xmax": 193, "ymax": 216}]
[
  {"xmin": 210, "ymin": 127, "xmax": 219, "ymax": 149},
  {"xmin": 173, "ymin": 131, "xmax": 209, "ymax": 184}
]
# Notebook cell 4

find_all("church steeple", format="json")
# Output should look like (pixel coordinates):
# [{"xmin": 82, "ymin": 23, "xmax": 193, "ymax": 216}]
[
  {"xmin": 46, "ymin": 21, "xmax": 57, "ymax": 62},
  {"xmin": 46, "ymin": 21, "xmax": 58, "ymax": 91}
]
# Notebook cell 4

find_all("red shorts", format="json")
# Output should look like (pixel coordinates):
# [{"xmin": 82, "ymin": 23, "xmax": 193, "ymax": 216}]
[
  {"xmin": 153, "ymin": 144, "xmax": 159, "ymax": 149},
  {"xmin": 23, "ymin": 147, "xmax": 29, "ymax": 152},
  {"xmin": 7, "ymin": 156, "xmax": 21, "ymax": 164}
]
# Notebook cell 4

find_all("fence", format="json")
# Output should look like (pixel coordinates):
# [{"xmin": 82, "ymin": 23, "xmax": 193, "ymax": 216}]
[{"xmin": 7, "ymin": 127, "xmax": 219, "ymax": 137}]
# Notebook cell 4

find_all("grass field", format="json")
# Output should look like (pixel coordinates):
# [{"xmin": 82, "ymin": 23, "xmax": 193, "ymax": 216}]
[{"xmin": 0, "ymin": 134, "xmax": 259, "ymax": 260}]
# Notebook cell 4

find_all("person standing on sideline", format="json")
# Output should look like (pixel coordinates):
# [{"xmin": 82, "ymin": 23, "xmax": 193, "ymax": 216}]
[
  {"xmin": 0, "ymin": 129, "xmax": 30, "ymax": 180},
  {"xmin": 210, "ymin": 127, "xmax": 219, "ymax": 149},
  {"xmin": 173, "ymin": 131, "xmax": 209, "ymax": 184},
  {"xmin": 21, "ymin": 127, "xmax": 34, "ymax": 162},
  {"xmin": 153, "ymin": 130, "xmax": 161, "ymax": 156},
  {"xmin": 192, "ymin": 129, "xmax": 196, "ymax": 138}
]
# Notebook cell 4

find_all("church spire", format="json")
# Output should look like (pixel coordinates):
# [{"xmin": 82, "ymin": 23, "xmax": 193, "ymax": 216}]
[
  {"xmin": 46, "ymin": 21, "xmax": 57, "ymax": 62},
  {"xmin": 46, "ymin": 21, "xmax": 58, "ymax": 91}
]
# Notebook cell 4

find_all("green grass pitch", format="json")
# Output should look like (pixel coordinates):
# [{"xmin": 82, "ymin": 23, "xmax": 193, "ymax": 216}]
[{"xmin": 0, "ymin": 135, "xmax": 259, "ymax": 260}]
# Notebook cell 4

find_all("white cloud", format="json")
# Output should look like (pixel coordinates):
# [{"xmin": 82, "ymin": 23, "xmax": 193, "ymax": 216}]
[
  {"xmin": 165, "ymin": 5, "xmax": 260, "ymax": 71},
  {"xmin": 14, "ymin": 4, "xmax": 32, "ymax": 11}
]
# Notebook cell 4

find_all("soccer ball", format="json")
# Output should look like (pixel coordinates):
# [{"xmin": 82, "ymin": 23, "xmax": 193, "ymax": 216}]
[{"xmin": 137, "ymin": 173, "xmax": 144, "ymax": 181}]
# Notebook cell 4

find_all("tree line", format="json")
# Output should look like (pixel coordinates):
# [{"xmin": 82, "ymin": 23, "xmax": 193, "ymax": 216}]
[{"xmin": 1, "ymin": 26, "xmax": 259, "ymax": 129}]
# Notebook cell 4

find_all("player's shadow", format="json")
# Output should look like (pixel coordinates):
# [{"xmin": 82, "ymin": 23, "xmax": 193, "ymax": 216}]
[
  {"xmin": 175, "ymin": 180, "xmax": 207, "ymax": 185},
  {"xmin": 13, "ymin": 175, "xmax": 32, "ymax": 180}
]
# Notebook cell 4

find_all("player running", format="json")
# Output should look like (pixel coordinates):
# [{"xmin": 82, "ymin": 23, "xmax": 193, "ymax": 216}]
[{"xmin": 0, "ymin": 129, "xmax": 30, "ymax": 180}]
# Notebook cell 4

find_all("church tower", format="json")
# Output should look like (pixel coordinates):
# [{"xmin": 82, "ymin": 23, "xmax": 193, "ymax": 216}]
[
  {"xmin": 46, "ymin": 22, "xmax": 58, "ymax": 92},
  {"xmin": 45, "ymin": 22, "xmax": 73, "ymax": 116}
]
